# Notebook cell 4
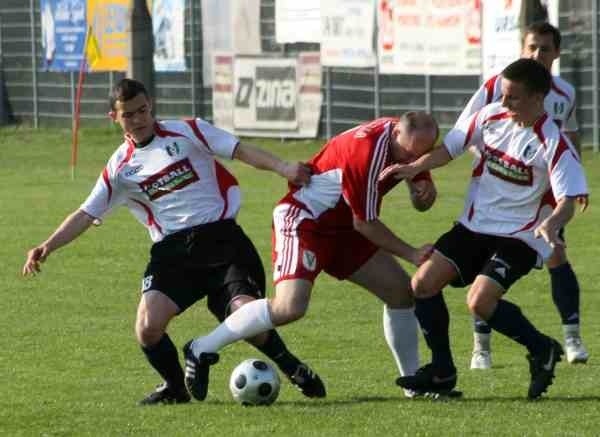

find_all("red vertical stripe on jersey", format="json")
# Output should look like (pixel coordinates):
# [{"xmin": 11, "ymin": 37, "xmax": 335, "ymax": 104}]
[
  {"xmin": 484, "ymin": 75, "xmax": 499, "ymax": 105},
  {"xmin": 550, "ymin": 135, "xmax": 571, "ymax": 173},
  {"xmin": 510, "ymin": 189, "xmax": 556, "ymax": 234},
  {"xmin": 102, "ymin": 168, "xmax": 112, "ymax": 204},
  {"xmin": 214, "ymin": 161, "xmax": 239, "ymax": 219},
  {"xmin": 533, "ymin": 114, "xmax": 549, "ymax": 151},
  {"xmin": 116, "ymin": 142, "xmax": 135, "ymax": 172},
  {"xmin": 131, "ymin": 199, "xmax": 163, "ymax": 234},
  {"xmin": 551, "ymin": 79, "xmax": 571, "ymax": 102},
  {"xmin": 185, "ymin": 119, "xmax": 210, "ymax": 148},
  {"xmin": 463, "ymin": 110, "xmax": 480, "ymax": 149}
]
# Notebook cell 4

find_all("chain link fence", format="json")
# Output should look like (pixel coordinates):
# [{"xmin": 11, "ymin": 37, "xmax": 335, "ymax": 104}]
[{"xmin": 0, "ymin": 0, "xmax": 598, "ymax": 149}]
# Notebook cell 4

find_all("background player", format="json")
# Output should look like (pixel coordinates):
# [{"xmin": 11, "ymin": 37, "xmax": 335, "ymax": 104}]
[
  {"xmin": 456, "ymin": 21, "xmax": 588, "ymax": 368},
  {"xmin": 22, "ymin": 78, "xmax": 325, "ymax": 404},
  {"xmin": 181, "ymin": 112, "xmax": 439, "ymax": 400}
]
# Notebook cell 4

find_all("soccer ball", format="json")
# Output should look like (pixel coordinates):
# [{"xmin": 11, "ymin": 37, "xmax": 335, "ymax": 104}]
[{"xmin": 229, "ymin": 359, "xmax": 281, "ymax": 406}]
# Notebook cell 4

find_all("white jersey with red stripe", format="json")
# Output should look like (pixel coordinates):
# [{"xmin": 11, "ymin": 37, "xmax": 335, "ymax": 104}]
[
  {"xmin": 444, "ymin": 102, "xmax": 588, "ymax": 259},
  {"xmin": 80, "ymin": 119, "xmax": 240, "ymax": 242},
  {"xmin": 279, "ymin": 118, "xmax": 423, "ymax": 232},
  {"xmin": 456, "ymin": 74, "xmax": 578, "ymax": 133}
]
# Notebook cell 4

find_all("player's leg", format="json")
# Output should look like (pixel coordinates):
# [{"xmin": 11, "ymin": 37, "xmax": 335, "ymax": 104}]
[
  {"xmin": 470, "ymin": 316, "xmax": 492, "ymax": 370},
  {"xmin": 547, "ymin": 234, "xmax": 588, "ymax": 364},
  {"xmin": 346, "ymin": 250, "xmax": 420, "ymax": 390},
  {"xmin": 136, "ymin": 289, "xmax": 190, "ymax": 405},
  {"xmin": 471, "ymin": 239, "xmax": 563, "ymax": 399}
]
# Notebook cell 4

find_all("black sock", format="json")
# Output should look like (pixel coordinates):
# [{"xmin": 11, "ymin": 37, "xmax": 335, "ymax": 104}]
[
  {"xmin": 473, "ymin": 316, "xmax": 492, "ymax": 334},
  {"xmin": 414, "ymin": 293, "xmax": 455, "ymax": 374},
  {"xmin": 141, "ymin": 334, "xmax": 185, "ymax": 390},
  {"xmin": 253, "ymin": 330, "xmax": 301, "ymax": 375},
  {"xmin": 550, "ymin": 263, "xmax": 580, "ymax": 325},
  {"xmin": 486, "ymin": 300, "xmax": 548, "ymax": 355}
]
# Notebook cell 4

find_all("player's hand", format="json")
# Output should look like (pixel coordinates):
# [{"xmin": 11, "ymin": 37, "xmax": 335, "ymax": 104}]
[
  {"xmin": 410, "ymin": 244, "xmax": 434, "ymax": 267},
  {"xmin": 22, "ymin": 245, "xmax": 50, "ymax": 276},
  {"xmin": 409, "ymin": 180, "xmax": 437, "ymax": 211},
  {"xmin": 575, "ymin": 195, "xmax": 588, "ymax": 213},
  {"xmin": 533, "ymin": 220, "xmax": 564, "ymax": 249},
  {"xmin": 378, "ymin": 163, "xmax": 419, "ymax": 182},
  {"xmin": 281, "ymin": 162, "xmax": 312, "ymax": 186}
]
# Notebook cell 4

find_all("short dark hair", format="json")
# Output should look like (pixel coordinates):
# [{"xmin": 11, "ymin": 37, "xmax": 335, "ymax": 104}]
[
  {"xmin": 524, "ymin": 21, "xmax": 561, "ymax": 50},
  {"xmin": 109, "ymin": 78, "xmax": 149, "ymax": 110},
  {"xmin": 501, "ymin": 58, "xmax": 551, "ymax": 97}
]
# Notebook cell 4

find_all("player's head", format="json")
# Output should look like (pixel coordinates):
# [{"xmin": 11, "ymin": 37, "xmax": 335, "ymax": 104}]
[
  {"xmin": 109, "ymin": 78, "xmax": 155, "ymax": 143},
  {"xmin": 500, "ymin": 58, "xmax": 551, "ymax": 125},
  {"xmin": 391, "ymin": 111, "xmax": 438, "ymax": 163},
  {"xmin": 521, "ymin": 21, "xmax": 561, "ymax": 71}
]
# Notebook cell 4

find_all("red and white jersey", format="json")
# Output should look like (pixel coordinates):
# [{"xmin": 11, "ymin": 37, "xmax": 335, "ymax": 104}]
[
  {"xmin": 457, "ymin": 74, "xmax": 578, "ymax": 133},
  {"xmin": 444, "ymin": 102, "xmax": 588, "ymax": 259},
  {"xmin": 277, "ymin": 117, "xmax": 430, "ymax": 233},
  {"xmin": 80, "ymin": 119, "xmax": 241, "ymax": 242}
]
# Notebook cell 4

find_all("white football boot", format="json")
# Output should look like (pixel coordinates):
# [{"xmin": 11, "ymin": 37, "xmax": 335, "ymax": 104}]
[{"xmin": 563, "ymin": 325, "xmax": 589, "ymax": 364}]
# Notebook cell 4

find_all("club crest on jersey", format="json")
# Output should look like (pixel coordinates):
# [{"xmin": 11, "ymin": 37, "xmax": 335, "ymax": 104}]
[
  {"xmin": 521, "ymin": 144, "xmax": 536, "ymax": 160},
  {"xmin": 165, "ymin": 142, "xmax": 180, "ymax": 157},
  {"xmin": 483, "ymin": 146, "xmax": 532, "ymax": 186},
  {"xmin": 302, "ymin": 249, "xmax": 317, "ymax": 272},
  {"xmin": 139, "ymin": 158, "xmax": 199, "ymax": 200}
]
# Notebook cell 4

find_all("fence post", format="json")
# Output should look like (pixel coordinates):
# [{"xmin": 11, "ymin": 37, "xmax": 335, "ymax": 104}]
[
  {"xmin": 189, "ymin": 0, "xmax": 197, "ymax": 118},
  {"xmin": 29, "ymin": 0, "xmax": 39, "ymax": 128},
  {"xmin": 374, "ymin": 65, "xmax": 380, "ymax": 118},
  {"xmin": 425, "ymin": 74, "xmax": 431, "ymax": 113},
  {"xmin": 593, "ymin": 0, "xmax": 599, "ymax": 152}
]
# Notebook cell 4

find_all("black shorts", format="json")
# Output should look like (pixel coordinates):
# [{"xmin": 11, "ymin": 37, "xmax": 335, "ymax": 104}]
[
  {"xmin": 434, "ymin": 223, "xmax": 540, "ymax": 291},
  {"xmin": 142, "ymin": 219, "xmax": 265, "ymax": 319}
]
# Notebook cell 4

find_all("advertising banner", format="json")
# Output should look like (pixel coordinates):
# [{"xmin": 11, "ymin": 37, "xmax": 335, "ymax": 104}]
[
  {"xmin": 275, "ymin": 0, "xmax": 321, "ymax": 43},
  {"xmin": 153, "ymin": 0, "xmax": 186, "ymax": 71},
  {"xmin": 378, "ymin": 0, "xmax": 481, "ymax": 75},
  {"xmin": 40, "ymin": 0, "xmax": 87, "ymax": 71},
  {"xmin": 321, "ymin": 0, "xmax": 376, "ymax": 68},
  {"xmin": 87, "ymin": 0, "xmax": 129, "ymax": 71},
  {"xmin": 213, "ymin": 53, "xmax": 322, "ymax": 138}
]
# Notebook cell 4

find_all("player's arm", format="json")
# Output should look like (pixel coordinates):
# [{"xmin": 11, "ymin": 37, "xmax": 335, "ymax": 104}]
[
  {"xmin": 380, "ymin": 146, "xmax": 453, "ymax": 181},
  {"xmin": 352, "ymin": 217, "xmax": 433, "ymax": 266},
  {"xmin": 406, "ymin": 178, "xmax": 437, "ymax": 212},
  {"xmin": 22, "ymin": 209, "xmax": 95, "ymax": 276},
  {"xmin": 533, "ymin": 197, "xmax": 576, "ymax": 248},
  {"xmin": 233, "ymin": 142, "xmax": 311, "ymax": 186}
]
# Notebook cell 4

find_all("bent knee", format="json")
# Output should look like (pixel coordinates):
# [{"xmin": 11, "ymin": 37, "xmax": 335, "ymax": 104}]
[
  {"xmin": 411, "ymin": 272, "xmax": 438, "ymax": 298},
  {"xmin": 135, "ymin": 319, "xmax": 166, "ymax": 347},
  {"xmin": 466, "ymin": 293, "xmax": 496, "ymax": 320}
]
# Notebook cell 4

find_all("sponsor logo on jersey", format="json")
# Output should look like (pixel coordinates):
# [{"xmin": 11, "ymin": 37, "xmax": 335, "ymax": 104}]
[
  {"xmin": 139, "ymin": 158, "xmax": 199, "ymax": 200},
  {"xmin": 124, "ymin": 165, "xmax": 143, "ymax": 177},
  {"xmin": 483, "ymin": 146, "xmax": 532, "ymax": 186}
]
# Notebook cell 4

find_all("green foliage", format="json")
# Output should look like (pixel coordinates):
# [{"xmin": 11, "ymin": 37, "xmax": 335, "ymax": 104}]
[{"xmin": 2, "ymin": 127, "xmax": 600, "ymax": 436}]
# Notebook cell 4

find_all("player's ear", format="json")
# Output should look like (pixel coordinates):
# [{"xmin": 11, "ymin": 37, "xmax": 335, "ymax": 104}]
[{"xmin": 108, "ymin": 110, "xmax": 117, "ymax": 122}]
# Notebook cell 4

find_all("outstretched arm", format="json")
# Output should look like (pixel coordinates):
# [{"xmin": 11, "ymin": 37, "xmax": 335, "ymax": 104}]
[
  {"xmin": 379, "ymin": 146, "xmax": 453, "ymax": 181},
  {"xmin": 233, "ymin": 142, "xmax": 311, "ymax": 186},
  {"xmin": 352, "ymin": 216, "xmax": 433, "ymax": 266},
  {"xmin": 22, "ymin": 209, "xmax": 95, "ymax": 276}
]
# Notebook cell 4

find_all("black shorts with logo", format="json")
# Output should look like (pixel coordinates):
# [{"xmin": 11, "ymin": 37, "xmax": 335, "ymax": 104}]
[
  {"xmin": 142, "ymin": 219, "xmax": 265, "ymax": 319},
  {"xmin": 434, "ymin": 222, "xmax": 540, "ymax": 291}
]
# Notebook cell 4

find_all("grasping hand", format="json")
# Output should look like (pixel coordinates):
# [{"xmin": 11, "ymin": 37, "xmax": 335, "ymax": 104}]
[
  {"xmin": 22, "ymin": 245, "xmax": 50, "ymax": 276},
  {"xmin": 281, "ymin": 162, "xmax": 312, "ymax": 186},
  {"xmin": 378, "ymin": 163, "xmax": 419, "ymax": 182},
  {"xmin": 410, "ymin": 244, "xmax": 434, "ymax": 267}
]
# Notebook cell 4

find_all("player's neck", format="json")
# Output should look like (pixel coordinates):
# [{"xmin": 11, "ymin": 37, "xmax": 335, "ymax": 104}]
[{"xmin": 519, "ymin": 110, "xmax": 545, "ymax": 128}]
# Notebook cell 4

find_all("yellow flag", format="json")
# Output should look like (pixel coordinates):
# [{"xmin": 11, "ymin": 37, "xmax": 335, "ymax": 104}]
[{"xmin": 85, "ymin": 27, "xmax": 101, "ymax": 68}]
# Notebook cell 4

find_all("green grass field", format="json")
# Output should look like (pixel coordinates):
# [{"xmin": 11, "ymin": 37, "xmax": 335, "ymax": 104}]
[{"xmin": 2, "ymin": 126, "xmax": 600, "ymax": 436}]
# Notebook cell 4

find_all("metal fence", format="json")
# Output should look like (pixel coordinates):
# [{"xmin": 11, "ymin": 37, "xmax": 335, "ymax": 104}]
[{"xmin": 0, "ymin": 0, "xmax": 598, "ymax": 149}]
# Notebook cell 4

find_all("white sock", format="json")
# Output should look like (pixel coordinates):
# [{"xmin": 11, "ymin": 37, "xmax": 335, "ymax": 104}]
[
  {"xmin": 383, "ymin": 305, "xmax": 419, "ymax": 377},
  {"xmin": 563, "ymin": 324, "xmax": 581, "ymax": 339},
  {"xmin": 191, "ymin": 298, "xmax": 274, "ymax": 356},
  {"xmin": 473, "ymin": 332, "xmax": 491, "ymax": 352}
]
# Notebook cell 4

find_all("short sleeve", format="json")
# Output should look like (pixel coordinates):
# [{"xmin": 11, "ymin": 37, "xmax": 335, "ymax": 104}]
[{"xmin": 186, "ymin": 118, "xmax": 239, "ymax": 159}]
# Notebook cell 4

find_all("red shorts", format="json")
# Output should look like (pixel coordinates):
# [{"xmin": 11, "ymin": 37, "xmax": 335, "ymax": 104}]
[{"xmin": 271, "ymin": 203, "xmax": 378, "ymax": 284}]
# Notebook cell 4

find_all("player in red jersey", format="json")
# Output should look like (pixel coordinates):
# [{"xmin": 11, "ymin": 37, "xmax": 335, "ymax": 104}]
[{"xmin": 183, "ymin": 112, "xmax": 439, "ymax": 399}]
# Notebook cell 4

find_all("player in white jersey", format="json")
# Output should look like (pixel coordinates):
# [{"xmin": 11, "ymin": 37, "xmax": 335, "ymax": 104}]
[
  {"xmin": 457, "ymin": 22, "xmax": 588, "ymax": 369},
  {"xmin": 390, "ymin": 59, "xmax": 588, "ymax": 399},
  {"xmin": 22, "ymin": 79, "xmax": 326, "ymax": 404}
]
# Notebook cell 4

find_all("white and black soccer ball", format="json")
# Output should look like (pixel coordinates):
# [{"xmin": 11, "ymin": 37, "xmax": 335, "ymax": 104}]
[{"xmin": 229, "ymin": 359, "xmax": 281, "ymax": 406}]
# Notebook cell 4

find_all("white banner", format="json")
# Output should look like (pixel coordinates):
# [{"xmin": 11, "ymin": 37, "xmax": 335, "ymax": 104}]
[
  {"xmin": 481, "ymin": 0, "xmax": 559, "ymax": 78},
  {"xmin": 378, "ymin": 0, "xmax": 481, "ymax": 75},
  {"xmin": 321, "ymin": 0, "xmax": 376, "ymax": 67},
  {"xmin": 153, "ymin": 0, "xmax": 186, "ymax": 72},
  {"xmin": 275, "ymin": 0, "xmax": 321, "ymax": 43},
  {"xmin": 213, "ymin": 53, "xmax": 322, "ymax": 138},
  {"xmin": 202, "ymin": 0, "xmax": 261, "ymax": 86}
]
